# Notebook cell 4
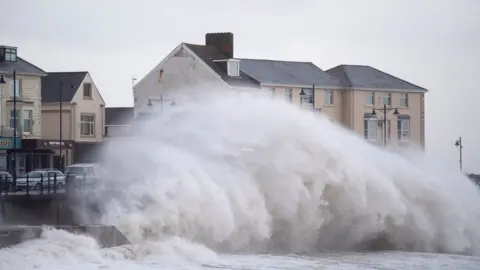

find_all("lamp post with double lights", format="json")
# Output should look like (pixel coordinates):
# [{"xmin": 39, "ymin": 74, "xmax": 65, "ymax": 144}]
[
  {"xmin": 371, "ymin": 104, "xmax": 399, "ymax": 147},
  {"xmin": 299, "ymin": 84, "xmax": 316, "ymax": 110},
  {"xmin": 454, "ymin": 137, "xmax": 463, "ymax": 171}
]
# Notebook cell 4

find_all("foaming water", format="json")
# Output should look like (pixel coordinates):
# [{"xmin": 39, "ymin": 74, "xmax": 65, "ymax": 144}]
[{"xmin": 2, "ymin": 89, "xmax": 480, "ymax": 269}]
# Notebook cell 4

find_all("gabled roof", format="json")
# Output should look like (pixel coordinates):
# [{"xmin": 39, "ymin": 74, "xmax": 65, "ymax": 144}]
[
  {"xmin": 41, "ymin": 72, "xmax": 87, "ymax": 103},
  {"xmin": 238, "ymin": 59, "xmax": 341, "ymax": 88},
  {"xmin": 105, "ymin": 107, "xmax": 134, "ymax": 126},
  {"xmin": 326, "ymin": 64, "xmax": 427, "ymax": 91},
  {"xmin": 0, "ymin": 57, "xmax": 47, "ymax": 76},
  {"xmin": 184, "ymin": 43, "xmax": 259, "ymax": 88}
]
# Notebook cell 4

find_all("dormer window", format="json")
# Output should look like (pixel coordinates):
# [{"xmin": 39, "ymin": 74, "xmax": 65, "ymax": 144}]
[
  {"xmin": 0, "ymin": 47, "xmax": 17, "ymax": 62},
  {"xmin": 227, "ymin": 59, "xmax": 240, "ymax": 77}
]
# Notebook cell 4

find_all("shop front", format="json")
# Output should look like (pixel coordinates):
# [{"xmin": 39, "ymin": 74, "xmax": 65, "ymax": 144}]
[
  {"xmin": 38, "ymin": 140, "xmax": 74, "ymax": 169},
  {"xmin": 0, "ymin": 137, "xmax": 21, "ymax": 172},
  {"xmin": 5, "ymin": 139, "xmax": 55, "ymax": 176}
]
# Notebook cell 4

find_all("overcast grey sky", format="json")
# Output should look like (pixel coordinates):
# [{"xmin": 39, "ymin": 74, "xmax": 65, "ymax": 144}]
[{"xmin": 0, "ymin": 0, "xmax": 479, "ymax": 172}]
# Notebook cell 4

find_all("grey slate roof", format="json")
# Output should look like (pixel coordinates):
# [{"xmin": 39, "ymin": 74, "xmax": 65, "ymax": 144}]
[
  {"xmin": 0, "ymin": 57, "xmax": 47, "ymax": 76},
  {"xmin": 238, "ymin": 59, "xmax": 342, "ymax": 88},
  {"xmin": 184, "ymin": 43, "xmax": 260, "ymax": 88},
  {"xmin": 326, "ymin": 65, "xmax": 427, "ymax": 91},
  {"xmin": 105, "ymin": 107, "xmax": 134, "ymax": 126},
  {"xmin": 41, "ymin": 72, "xmax": 87, "ymax": 103}
]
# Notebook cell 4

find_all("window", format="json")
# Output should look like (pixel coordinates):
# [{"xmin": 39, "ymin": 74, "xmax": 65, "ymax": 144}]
[
  {"xmin": 80, "ymin": 114, "xmax": 95, "ymax": 136},
  {"xmin": 83, "ymin": 83, "xmax": 92, "ymax": 98},
  {"xmin": 300, "ymin": 88, "xmax": 313, "ymax": 105},
  {"xmin": 324, "ymin": 90, "xmax": 334, "ymax": 105},
  {"xmin": 366, "ymin": 92, "xmax": 375, "ymax": 105},
  {"xmin": 397, "ymin": 118, "xmax": 410, "ymax": 140},
  {"xmin": 23, "ymin": 109, "xmax": 33, "ymax": 133},
  {"xmin": 12, "ymin": 79, "xmax": 21, "ymax": 97},
  {"xmin": 400, "ymin": 93, "xmax": 409, "ymax": 107},
  {"xmin": 9, "ymin": 109, "xmax": 20, "ymax": 130},
  {"xmin": 364, "ymin": 115, "xmax": 377, "ymax": 141},
  {"xmin": 5, "ymin": 48, "xmax": 17, "ymax": 62},
  {"xmin": 382, "ymin": 93, "xmax": 392, "ymax": 106},
  {"xmin": 284, "ymin": 88, "xmax": 292, "ymax": 102},
  {"xmin": 227, "ymin": 60, "xmax": 240, "ymax": 77}
]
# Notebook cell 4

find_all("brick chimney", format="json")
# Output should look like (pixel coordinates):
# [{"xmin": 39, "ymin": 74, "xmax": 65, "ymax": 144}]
[{"xmin": 205, "ymin": 32, "xmax": 234, "ymax": 59}]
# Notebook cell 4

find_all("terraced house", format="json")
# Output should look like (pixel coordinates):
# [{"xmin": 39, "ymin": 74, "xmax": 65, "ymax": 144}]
[
  {"xmin": 41, "ymin": 72, "xmax": 106, "ymax": 167},
  {"xmin": 0, "ymin": 45, "xmax": 48, "ymax": 174},
  {"xmin": 133, "ymin": 32, "xmax": 427, "ymax": 148}
]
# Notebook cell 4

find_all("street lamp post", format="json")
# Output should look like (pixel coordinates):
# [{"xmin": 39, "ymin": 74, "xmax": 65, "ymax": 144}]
[
  {"xmin": 455, "ymin": 137, "xmax": 463, "ymax": 171},
  {"xmin": 371, "ymin": 104, "xmax": 399, "ymax": 147},
  {"xmin": 0, "ymin": 75, "xmax": 5, "ymax": 137},
  {"xmin": 299, "ymin": 84, "xmax": 315, "ymax": 110}
]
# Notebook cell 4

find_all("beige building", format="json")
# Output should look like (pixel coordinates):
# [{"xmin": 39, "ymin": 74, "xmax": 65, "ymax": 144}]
[
  {"xmin": 134, "ymin": 32, "xmax": 427, "ymax": 148},
  {"xmin": 41, "ymin": 72, "xmax": 105, "ymax": 168},
  {"xmin": 265, "ymin": 65, "xmax": 427, "ymax": 147},
  {"xmin": 0, "ymin": 45, "xmax": 47, "ymax": 174}
]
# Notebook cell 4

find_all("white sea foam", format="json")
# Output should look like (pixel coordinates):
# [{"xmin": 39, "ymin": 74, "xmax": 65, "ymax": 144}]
[{"xmin": 1, "ymin": 87, "xmax": 480, "ymax": 269}]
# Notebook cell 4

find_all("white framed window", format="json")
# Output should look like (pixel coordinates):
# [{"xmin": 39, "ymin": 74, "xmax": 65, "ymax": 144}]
[
  {"xmin": 400, "ymin": 93, "xmax": 409, "ymax": 107},
  {"xmin": 324, "ymin": 90, "xmax": 334, "ymax": 105},
  {"xmin": 397, "ymin": 118, "xmax": 410, "ymax": 140},
  {"xmin": 12, "ymin": 79, "xmax": 21, "ymax": 97},
  {"xmin": 5, "ymin": 48, "xmax": 17, "ymax": 62},
  {"xmin": 382, "ymin": 92, "xmax": 391, "ymax": 106},
  {"xmin": 284, "ymin": 88, "xmax": 292, "ymax": 102},
  {"xmin": 83, "ymin": 83, "xmax": 92, "ymax": 98},
  {"xmin": 300, "ymin": 88, "xmax": 313, "ymax": 105},
  {"xmin": 366, "ymin": 92, "xmax": 375, "ymax": 105},
  {"xmin": 227, "ymin": 60, "xmax": 240, "ymax": 77},
  {"xmin": 23, "ymin": 109, "xmax": 33, "ymax": 133},
  {"xmin": 9, "ymin": 109, "xmax": 20, "ymax": 132},
  {"xmin": 80, "ymin": 114, "xmax": 95, "ymax": 136},
  {"xmin": 364, "ymin": 116, "xmax": 378, "ymax": 141}
]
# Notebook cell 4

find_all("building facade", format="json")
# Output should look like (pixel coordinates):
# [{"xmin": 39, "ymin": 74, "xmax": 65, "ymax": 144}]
[
  {"xmin": 41, "ymin": 72, "xmax": 106, "ymax": 167},
  {"xmin": 133, "ymin": 32, "xmax": 427, "ymax": 148},
  {"xmin": 0, "ymin": 45, "xmax": 48, "ymax": 175}
]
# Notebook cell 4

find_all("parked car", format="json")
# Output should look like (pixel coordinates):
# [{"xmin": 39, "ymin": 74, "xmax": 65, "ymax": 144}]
[
  {"xmin": 0, "ymin": 171, "xmax": 14, "ymax": 192},
  {"xmin": 15, "ymin": 170, "xmax": 66, "ymax": 191},
  {"xmin": 64, "ymin": 163, "xmax": 102, "ymax": 189}
]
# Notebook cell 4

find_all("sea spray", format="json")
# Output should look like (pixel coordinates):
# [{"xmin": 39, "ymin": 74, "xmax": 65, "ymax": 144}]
[{"xmin": 79, "ymin": 89, "xmax": 480, "ymax": 255}]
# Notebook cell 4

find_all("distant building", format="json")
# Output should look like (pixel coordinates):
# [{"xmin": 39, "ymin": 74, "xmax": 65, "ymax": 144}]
[{"xmin": 105, "ymin": 107, "xmax": 133, "ymax": 138}]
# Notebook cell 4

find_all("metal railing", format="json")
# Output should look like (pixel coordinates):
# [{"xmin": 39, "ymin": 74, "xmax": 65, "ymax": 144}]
[{"xmin": 0, "ymin": 173, "xmax": 94, "ymax": 196}]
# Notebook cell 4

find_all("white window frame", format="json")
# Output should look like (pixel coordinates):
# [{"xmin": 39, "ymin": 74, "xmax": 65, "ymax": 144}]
[
  {"xmin": 324, "ymin": 90, "xmax": 334, "ymax": 105},
  {"xmin": 12, "ymin": 79, "xmax": 21, "ymax": 97},
  {"xmin": 400, "ymin": 93, "xmax": 409, "ymax": 107},
  {"xmin": 366, "ymin": 92, "xmax": 375, "ymax": 105},
  {"xmin": 284, "ymin": 88, "xmax": 292, "ymax": 102},
  {"xmin": 80, "ymin": 114, "xmax": 95, "ymax": 136},
  {"xmin": 382, "ymin": 92, "xmax": 391, "ymax": 106},
  {"xmin": 83, "ymin": 83, "xmax": 92, "ymax": 99},
  {"xmin": 5, "ymin": 48, "xmax": 16, "ymax": 62},
  {"xmin": 378, "ymin": 119, "xmax": 391, "ymax": 142},
  {"xmin": 23, "ymin": 109, "xmax": 33, "ymax": 133},
  {"xmin": 227, "ymin": 60, "xmax": 240, "ymax": 77},
  {"xmin": 397, "ymin": 118, "xmax": 410, "ymax": 140},
  {"xmin": 364, "ymin": 117, "xmax": 378, "ymax": 141}
]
